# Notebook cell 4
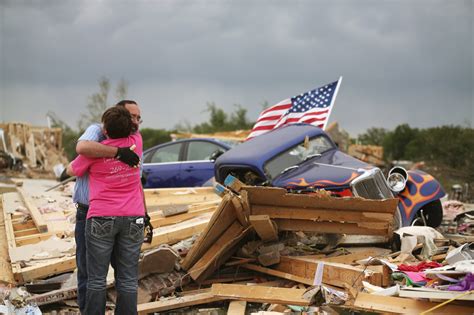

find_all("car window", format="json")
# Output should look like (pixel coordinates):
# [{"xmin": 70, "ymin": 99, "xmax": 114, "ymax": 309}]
[
  {"xmin": 264, "ymin": 135, "xmax": 334, "ymax": 179},
  {"xmin": 186, "ymin": 141, "xmax": 224, "ymax": 161},
  {"xmin": 149, "ymin": 143, "xmax": 182, "ymax": 163}
]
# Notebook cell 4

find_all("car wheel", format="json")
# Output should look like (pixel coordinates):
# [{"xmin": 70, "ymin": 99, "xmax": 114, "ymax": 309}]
[{"xmin": 411, "ymin": 200, "xmax": 443, "ymax": 228}]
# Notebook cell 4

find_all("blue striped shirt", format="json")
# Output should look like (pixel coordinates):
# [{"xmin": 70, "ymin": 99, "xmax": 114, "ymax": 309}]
[{"xmin": 73, "ymin": 124, "xmax": 106, "ymax": 205}]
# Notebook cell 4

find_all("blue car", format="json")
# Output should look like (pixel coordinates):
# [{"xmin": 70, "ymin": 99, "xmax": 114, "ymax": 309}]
[
  {"xmin": 214, "ymin": 123, "xmax": 445, "ymax": 228},
  {"xmin": 142, "ymin": 138, "xmax": 235, "ymax": 188}
]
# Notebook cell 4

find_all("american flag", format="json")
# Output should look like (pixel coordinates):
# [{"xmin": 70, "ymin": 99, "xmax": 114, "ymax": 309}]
[{"xmin": 246, "ymin": 78, "xmax": 342, "ymax": 140}]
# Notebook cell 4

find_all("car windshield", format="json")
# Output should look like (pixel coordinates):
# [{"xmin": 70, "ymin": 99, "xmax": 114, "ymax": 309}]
[{"xmin": 264, "ymin": 135, "xmax": 334, "ymax": 179}]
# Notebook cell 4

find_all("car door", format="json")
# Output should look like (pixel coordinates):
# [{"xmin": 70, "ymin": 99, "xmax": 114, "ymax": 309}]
[
  {"xmin": 181, "ymin": 140, "xmax": 227, "ymax": 187},
  {"xmin": 143, "ymin": 142, "xmax": 183, "ymax": 188}
]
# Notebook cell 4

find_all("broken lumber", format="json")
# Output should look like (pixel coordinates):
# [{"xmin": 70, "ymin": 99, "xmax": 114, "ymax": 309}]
[
  {"xmin": 244, "ymin": 186, "xmax": 398, "ymax": 237},
  {"xmin": 17, "ymin": 187, "xmax": 48, "ymax": 232},
  {"xmin": 144, "ymin": 187, "xmax": 221, "ymax": 208},
  {"xmin": 227, "ymin": 300, "xmax": 247, "ymax": 315},
  {"xmin": 210, "ymin": 283, "xmax": 310, "ymax": 306},
  {"xmin": 188, "ymin": 222, "xmax": 251, "ymax": 282},
  {"xmin": 353, "ymin": 292, "xmax": 474, "ymax": 315},
  {"xmin": 273, "ymin": 256, "xmax": 383, "ymax": 289},
  {"xmin": 0, "ymin": 199, "xmax": 15, "ymax": 284},
  {"xmin": 137, "ymin": 290, "xmax": 225, "ymax": 315},
  {"xmin": 249, "ymin": 215, "xmax": 278, "ymax": 242},
  {"xmin": 181, "ymin": 194, "xmax": 236, "ymax": 270},
  {"xmin": 142, "ymin": 213, "xmax": 212, "ymax": 250}
]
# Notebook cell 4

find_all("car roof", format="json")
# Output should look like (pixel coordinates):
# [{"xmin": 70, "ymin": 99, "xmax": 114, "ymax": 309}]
[
  {"xmin": 216, "ymin": 123, "xmax": 328, "ymax": 169},
  {"xmin": 144, "ymin": 137, "xmax": 232, "ymax": 153}
]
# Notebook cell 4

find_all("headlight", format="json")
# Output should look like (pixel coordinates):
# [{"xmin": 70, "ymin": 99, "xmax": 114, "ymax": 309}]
[{"xmin": 387, "ymin": 166, "xmax": 408, "ymax": 192}]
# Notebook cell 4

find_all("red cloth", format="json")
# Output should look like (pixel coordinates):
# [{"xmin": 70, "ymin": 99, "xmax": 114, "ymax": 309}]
[{"xmin": 398, "ymin": 261, "xmax": 443, "ymax": 272}]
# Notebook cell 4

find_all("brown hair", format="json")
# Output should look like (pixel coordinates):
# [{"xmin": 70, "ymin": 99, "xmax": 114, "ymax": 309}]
[{"xmin": 101, "ymin": 107, "xmax": 133, "ymax": 139}]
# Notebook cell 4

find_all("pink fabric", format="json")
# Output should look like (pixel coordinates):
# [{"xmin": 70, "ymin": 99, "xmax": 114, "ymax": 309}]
[
  {"xmin": 71, "ymin": 133, "xmax": 144, "ymax": 219},
  {"xmin": 403, "ymin": 271, "xmax": 429, "ymax": 283}
]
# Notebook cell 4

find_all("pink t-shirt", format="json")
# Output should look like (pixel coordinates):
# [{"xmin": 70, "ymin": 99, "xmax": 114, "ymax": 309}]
[{"xmin": 71, "ymin": 133, "xmax": 145, "ymax": 219}]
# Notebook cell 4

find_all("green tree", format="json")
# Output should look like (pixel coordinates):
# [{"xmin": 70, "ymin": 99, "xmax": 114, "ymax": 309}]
[
  {"xmin": 358, "ymin": 127, "xmax": 388, "ymax": 146},
  {"xmin": 192, "ymin": 103, "xmax": 254, "ymax": 133},
  {"xmin": 140, "ymin": 128, "xmax": 172, "ymax": 151},
  {"xmin": 383, "ymin": 124, "xmax": 419, "ymax": 160}
]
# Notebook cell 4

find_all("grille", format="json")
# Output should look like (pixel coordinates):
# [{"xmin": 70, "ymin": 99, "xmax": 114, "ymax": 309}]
[{"xmin": 351, "ymin": 169, "xmax": 394, "ymax": 200}]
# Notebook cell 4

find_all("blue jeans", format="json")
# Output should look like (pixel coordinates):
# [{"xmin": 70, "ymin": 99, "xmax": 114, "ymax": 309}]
[
  {"xmin": 85, "ymin": 216, "xmax": 144, "ymax": 315},
  {"xmin": 74, "ymin": 204, "xmax": 88, "ymax": 314}
]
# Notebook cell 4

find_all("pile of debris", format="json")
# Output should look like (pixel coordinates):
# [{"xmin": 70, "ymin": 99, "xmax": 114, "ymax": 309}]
[
  {"xmin": 0, "ymin": 122, "xmax": 68, "ymax": 177},
  {"xmin": 1, "ymin": 177, "xmax": 473, "ymax": 314}
]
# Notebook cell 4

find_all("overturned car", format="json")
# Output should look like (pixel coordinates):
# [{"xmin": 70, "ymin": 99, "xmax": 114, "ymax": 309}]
[{"xmin": 214, "ymin": 123, "xmax": 445, "ymax": 228}]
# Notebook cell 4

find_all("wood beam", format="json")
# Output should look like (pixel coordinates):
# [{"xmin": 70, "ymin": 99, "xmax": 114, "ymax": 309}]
[{"xmin": 17, "ymin": 188, "xmax": 48, "ymax": 232}]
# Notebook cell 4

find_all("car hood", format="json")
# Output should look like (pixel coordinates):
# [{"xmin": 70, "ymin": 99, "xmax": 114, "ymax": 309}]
[{"xmin": 272, "ymin": 150, "xmax": 374, "ymax": 189}]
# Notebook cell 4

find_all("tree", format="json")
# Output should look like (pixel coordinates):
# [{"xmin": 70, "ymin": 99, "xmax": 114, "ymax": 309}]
[
  {"xmin": 78, "ymin": 77, "xmax": 128, "ymax": 130},
  {"xmin": 383, "ymin": 124, "xmax": 419, "ymax": 160},
  {"xmin": 357, "ymin": 127, "xmax": 388, "ymax": 146},
  {"xmin": 140, "ymin": 128, "xmax": 172, "ymax": 151},
  {"xmin": 192, "ymin": 103, "xmax": 254, "ymax": 133},
  {"xmin": 46, "ymin": 111, "xmax": 79, "ymax": 160}
]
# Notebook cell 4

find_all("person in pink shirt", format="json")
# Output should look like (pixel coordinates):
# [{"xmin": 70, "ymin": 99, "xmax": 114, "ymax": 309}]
[{"xmin": 67, "ymin": 106, "xmax": 144, "ymax": 315}]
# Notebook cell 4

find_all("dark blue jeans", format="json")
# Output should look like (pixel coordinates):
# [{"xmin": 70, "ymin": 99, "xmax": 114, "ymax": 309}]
[
  {"xmin": 85, "ymin": 216, "xmax": 144, "ymax": 315},
  {"xmin": 74, "ymin": 204, "xmax": 89, "ymax": 314}
]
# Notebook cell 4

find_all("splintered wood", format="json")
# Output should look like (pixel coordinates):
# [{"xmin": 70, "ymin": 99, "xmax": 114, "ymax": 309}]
[
  {"xmin": 245, "ymin": 186, "xmax": 398, "ymax": 237},
  {"xmin": 1, "ymin": 182, "xmax": 222, "ymax": 283},
  {"xmin": 181, "ymin": 180, "xmax": 398, "ymax": 288}
]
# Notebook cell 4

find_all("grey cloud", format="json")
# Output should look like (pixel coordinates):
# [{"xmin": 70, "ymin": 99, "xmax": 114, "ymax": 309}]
[{"xmin": 0, "ymin": 0, "xmax": 472, "ymax": 136}]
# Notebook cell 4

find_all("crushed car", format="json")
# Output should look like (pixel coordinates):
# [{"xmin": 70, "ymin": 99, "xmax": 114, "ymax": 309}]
[{"xmin": 214, "ymin": 123, "xmax": 445, "ymax": 228}]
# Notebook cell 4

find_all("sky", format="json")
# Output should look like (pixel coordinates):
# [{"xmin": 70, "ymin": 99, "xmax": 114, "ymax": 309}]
[{"xmin": 0, "ymin": 0, "xmax": 472, "ymax": 137}]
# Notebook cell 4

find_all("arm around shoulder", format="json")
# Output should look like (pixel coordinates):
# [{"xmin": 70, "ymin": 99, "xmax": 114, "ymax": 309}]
[{"xmin": 76, "ymin": 141, "xmax": 118, "ymax": 158}]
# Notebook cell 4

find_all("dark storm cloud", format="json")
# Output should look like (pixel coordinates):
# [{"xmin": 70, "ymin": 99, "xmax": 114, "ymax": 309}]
[{"xmin": 0, "ymin": 0, "xmax": 472, "ymax": 135}]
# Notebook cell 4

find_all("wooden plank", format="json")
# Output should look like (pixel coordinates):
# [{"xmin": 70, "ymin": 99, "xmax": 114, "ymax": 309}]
[
  {"xmin": 141, "ymin": 213, "xmax": 212, "ymax": 251},
  {"xmin": 231, "ymin": 196, "xmax": 249, "ymax": 227},
  {"xmin": 244, "ymin": 186, "xmax": 398, "ymax": 213},
  {"xmin": 25, "ymin": 286, "xmax": 78, "ymax": 306},
  {"xmin": 249, "ymin": 215, "xmax": 278, "ymax": 242},
  {"xmin": 14, "ymin": 227, "xmax": 40, "ymax": 237},
  {"xmin": 252, "ymin": 205, "xmax": 394, "ymax": 223},
  {"xmin": 16, "ymin": 256, "xmax": 76, "ymax": 283},
  {"xmin": 224, "ymin": 175, "xmax": 246, "ymax": 193},
  {"xmin": 2, "ymin": 193, "xmax": 17, "ymax": 249},
  {"xmin": 399, "ymin": 287, "xmax": 474, "ymax": 301},
  {"xmin": 0, "ymin": 198, "xmax": 15, "ymax": 283},
  {"xmin": 15, "ymin": 232, "xmax": 53, "ymax": 246},
  {"xmin": 274, "ymin": 256, "xmax": 382, "ymax": 289},
  {"xmin": 316, "ymin": 247, "xmax": 391, "ymax": 265},
  {"xmin": 12, "ymin": 220, "xmax": 36, "ymax": 231},
  {"xmin": 181, "ymin": 194, "xmax": 236, "ymax": 270},
  {"xmin": 353, "ymin": 292, "xmax": 474, "ymax": 315},
  {"xmin": 144, "ymin": 187, "xmax": 220, "ymax": 206},
  {"xmin": 211, "ymin": 283, "xmax": 309, "ymax": 306},
  {"xmin": 227, "ymin": 300, "xmax": 247, "ymax": 314},
  {"xmin": 17, "ymin": 187, "xmax": 48, "ymax": 232},
  {"xmin": 241, "ymin": 263, "xmax": 312, "ymax": 285},
  {"xmin": 188, "ymin": 221, "xmax": 248, "ymax": 281},
  {"xmin": 275, "ymin": 219, "xmax": 390, "ymax": 236},
  {"xmin": 137, "ymin": 291, "xmax": 225, "ymax": 315},
  {"xmin": 149, "ymin": 203, "xmax": 218, "ymax": 228}
]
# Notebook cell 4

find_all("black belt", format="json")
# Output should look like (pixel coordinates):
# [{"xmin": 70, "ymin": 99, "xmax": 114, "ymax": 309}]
[{"xmin": 76, "ymin": 202, "xmax": 89, "ymax": 211}]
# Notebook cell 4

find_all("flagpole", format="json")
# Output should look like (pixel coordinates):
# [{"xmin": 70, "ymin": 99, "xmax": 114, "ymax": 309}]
[{"xmin": 322, "ymin": 76, "xmax": 343, "ymax": 130}]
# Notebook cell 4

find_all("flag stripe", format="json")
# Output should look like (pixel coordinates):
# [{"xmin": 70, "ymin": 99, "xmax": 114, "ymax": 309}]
[{"xmin": 246, "ymin": 79, "xmax": 340, "ymax": 141}]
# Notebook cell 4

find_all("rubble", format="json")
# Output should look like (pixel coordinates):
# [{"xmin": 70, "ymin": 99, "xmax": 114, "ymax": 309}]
[
  {"xmin": 1, "ymin": 176, "xmax": 473, "ymax": 314},
  {"xmin": 0, "ymin": 123, "xmax": 69, "ymax": 177}
]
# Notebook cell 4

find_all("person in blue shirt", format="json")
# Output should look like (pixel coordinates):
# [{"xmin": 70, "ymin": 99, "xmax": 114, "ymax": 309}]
[{"xmin": 73, "ymin": 100, "xmax": 141, "ymax": 314}]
